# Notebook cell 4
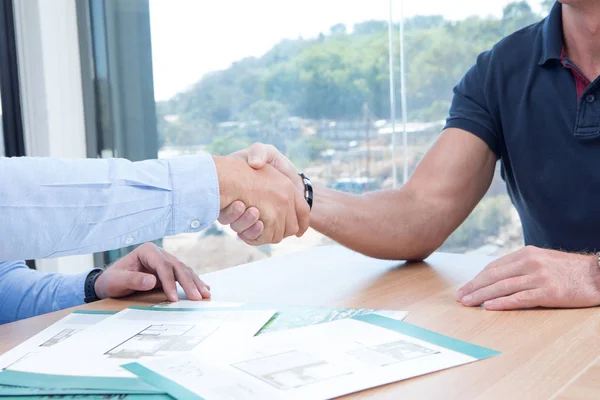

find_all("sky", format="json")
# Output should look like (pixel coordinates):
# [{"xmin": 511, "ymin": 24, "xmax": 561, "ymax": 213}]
[{"xmin": 149, "ymin": 0, "xmax": 545, "ymax": 101}]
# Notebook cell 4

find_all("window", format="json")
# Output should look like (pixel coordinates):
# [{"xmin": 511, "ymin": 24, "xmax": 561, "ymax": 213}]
[
  {"xmin": 0, "ymin": 0, "xmax": 32, "ymax": 269},
  {"xmin": 81, "ymin": 0, "xmax": 551, "ymax": 273}
]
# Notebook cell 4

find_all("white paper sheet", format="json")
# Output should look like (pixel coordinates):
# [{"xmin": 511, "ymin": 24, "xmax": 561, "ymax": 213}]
[
  {"xmin": 153, "ymin": 300, "xmax": 409, "ymax": 334},
  {"xmin": 0, "ymin": 310, "xmax": 114, "ymax": 370},
  {"xmin": 129, "ymin": 318, "xmax": 478, "ymax": 399},
  {"xmin": 7, "ymin": 307, "xmax": 275, "ymax": 379},
  {"xmin": 153, "ymin": 300, "xmax": 245, "ymax": 309}
]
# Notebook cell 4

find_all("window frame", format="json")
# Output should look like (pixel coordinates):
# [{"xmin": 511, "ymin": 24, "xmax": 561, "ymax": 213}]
[
  {"xmin": 0, "ymin": 0, "xmax": 35, "ymax": 269},
  {"xmin": 0, "ymin": 0, "xmax": 25, "ymax": 158}
]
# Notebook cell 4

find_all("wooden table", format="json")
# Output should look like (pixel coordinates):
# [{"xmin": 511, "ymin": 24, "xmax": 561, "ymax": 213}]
[
  {"xmin": 554, "ymin": 355, "xmax": 600, "ymax": 399},
  {"xmin": 1, "ymin": 245, "xmax": 600, "ymax": 399}
]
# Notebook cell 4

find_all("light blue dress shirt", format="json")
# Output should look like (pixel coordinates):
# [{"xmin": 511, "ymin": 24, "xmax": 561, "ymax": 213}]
[{"xmin": 0, "ymin": 154, "xmax": 220, "ymax": 324}]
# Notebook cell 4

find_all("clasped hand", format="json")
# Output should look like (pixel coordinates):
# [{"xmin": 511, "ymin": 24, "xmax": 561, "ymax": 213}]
[{"xmin": 214, "ymin": 148, "xmax": 309, "ymax": 246}]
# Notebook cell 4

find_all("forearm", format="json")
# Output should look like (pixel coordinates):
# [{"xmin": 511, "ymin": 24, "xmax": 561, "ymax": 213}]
[
  {"xmin": 0, "ymin": 154, "xmax": 219, "ymax": 261},
  {"xmin": 308, "ymin": 129, "xmax": 497, "ymax": 260},
  {"xmin": 310, "ymin": 183, "xmax": 453, "ymax": 260},
  {"xmin": 0, "ymin": 261, "xmax": 86, "ymax": 324}
]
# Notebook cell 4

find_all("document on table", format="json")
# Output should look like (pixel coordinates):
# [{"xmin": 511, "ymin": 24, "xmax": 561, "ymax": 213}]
[
  {"xmin": 154, "ymin": 300, "xmax": 409, "ymax": 335},
  {"xmin": 154, "ymin": 300, "xmax": 245, "ymax": 308},
  {"xmin": 125, "ymin": 314, "xmax": 500, "ymax": 400},
  {"xmin": 4, "ymin": 306, "xmax": 275, "ymax": 391},
  {"xmin": 0, "ymin": 310, "xmax": 115, "ymax": 370},
  {"xmin": 0, "ymin": 386, "xmax": 171, "ymax": 399},
  {"xmin": 0, "ymin": 309, "xmax": 157, "ymax": 397}
]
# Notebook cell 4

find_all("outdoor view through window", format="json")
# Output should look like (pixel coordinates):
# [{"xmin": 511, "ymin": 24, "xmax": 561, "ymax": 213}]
[{"xmin": 150, "ymin": 0, "xmax": 553, "ymax": 273}]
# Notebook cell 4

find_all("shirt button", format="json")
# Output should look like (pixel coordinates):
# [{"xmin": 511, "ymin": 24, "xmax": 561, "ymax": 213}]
[
  {"xmin": 125, "ymin": 236, "xmax": 134, "ymax": 245},
  {"xmin": 586, "ymin": 94, "xmax": 596, "ymax": 103},
  {"xmin": 190, "ymin": 219, "xmax": 201, "ymax": 229}
]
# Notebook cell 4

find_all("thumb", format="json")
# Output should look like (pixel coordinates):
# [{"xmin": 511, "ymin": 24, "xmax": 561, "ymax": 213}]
[
  {"xmin": 248, "ymin": 142, "xmax": 273, "ymax": 169},
  {"xmin": 94, "ymin": 269, "xmax": 158, "ymax": 299},
  {"xmin": 248, "ymin": 143, "xmax": 300, "ymax": 184},
  {"xmin": 123, "ymin": 271, "xmax": 157, "ymax": 292}
]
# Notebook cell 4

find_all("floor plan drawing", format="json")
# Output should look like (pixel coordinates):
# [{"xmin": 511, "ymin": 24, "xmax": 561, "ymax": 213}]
[
  {"xmin": 105, "ymin": 324, "xmax": 216, "ymax": 359},
  {"xmin": 348, "ymin": 339, "xmax": 439, "ymax": 367},
  {"xmin": 232, "ymin": 350, "xmax": 354, "ymax": 390},
  {"xmin": 39, "ymin": 329, "xmax": 82, "ymax": 348}
]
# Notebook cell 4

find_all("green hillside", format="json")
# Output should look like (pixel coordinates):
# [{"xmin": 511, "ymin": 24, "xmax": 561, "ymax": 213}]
[{"xmin": 157, "ymin": 1, "xmax": 549, "ymax": 149}]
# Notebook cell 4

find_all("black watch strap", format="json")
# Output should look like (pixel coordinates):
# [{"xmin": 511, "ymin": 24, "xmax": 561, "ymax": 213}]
[
  {"xmin": 299, "ymin": 172, "xmax": 313, "ymax": 210},
  {"xmin": 84, "ymin": 268, "xmax": 104, "ymax": 303}
]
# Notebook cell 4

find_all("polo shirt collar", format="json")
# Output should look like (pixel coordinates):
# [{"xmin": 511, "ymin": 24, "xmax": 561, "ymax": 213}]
[{"xmin": 538, "ymin": 1, "xmax": 564, "ymax": 65}]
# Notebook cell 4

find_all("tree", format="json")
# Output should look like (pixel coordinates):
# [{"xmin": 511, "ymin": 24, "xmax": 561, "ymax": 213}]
[
  {"xmin": 206, "ymin": 132, "xmax": 252, "ymax": 156},
  {"xmin": 353, "ymin": 21, "xmax": 387, "ymax": 35},
  {"xmin": 330, "ymin": 23, "xmax": 347, "ymax": 35},
  {"xmin": 405, "ymin": 15, "xmax": 444, "ymax": 30},
  {"xmin": 441, "ymin": 195, "xmax": 513, "ymax": 252},
  {"xmin": 241, "ymin": 100, "xmax": 288, "ymax": 124},
  {"xmin": 285, "ymin": 136, "xmax": 330, "ymax": 169},
  {"xmin": 161, "ymin": 6, "xmax": 549, "ymax": 135},
  {"xmin": 541, "ymin": 0, "xmax": 555, "ymax": 13},
  {"xmin": 262, "ymin": 39, "xmax": 311, "ymax": 65},
  {"xmin": 236, "ymin": 100, "xmax": 291, "ymax": 150},
  {"xmin": 502, "ymin": 1, "xmax": 539, "ymax": 34}
]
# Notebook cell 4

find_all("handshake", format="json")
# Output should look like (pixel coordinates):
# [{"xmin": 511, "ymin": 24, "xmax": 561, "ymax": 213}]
[{"xmin": 213, "ymin": 143, "xmax": 309, "ymax": 245}]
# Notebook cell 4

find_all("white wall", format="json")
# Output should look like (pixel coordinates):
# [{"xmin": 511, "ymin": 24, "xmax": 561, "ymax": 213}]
[{"xmin": 13, "ymin": 0, "xmax": 93, "ymax": 274}]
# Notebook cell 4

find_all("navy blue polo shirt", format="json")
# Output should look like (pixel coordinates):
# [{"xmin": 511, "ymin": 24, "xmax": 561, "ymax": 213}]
[{"xmin": 445, "ymin": 2, "xmax": 600, "ymax": 253}]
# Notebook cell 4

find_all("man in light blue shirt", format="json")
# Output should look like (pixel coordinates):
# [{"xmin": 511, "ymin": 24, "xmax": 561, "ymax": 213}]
[{"xmin": 0, "ymin": 151, "xmax": 309, "ymax": 324}]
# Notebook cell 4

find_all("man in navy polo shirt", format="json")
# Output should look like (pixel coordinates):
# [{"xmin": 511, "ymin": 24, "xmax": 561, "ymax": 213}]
[{"xmin": 223, "ymin": 0, "xmax": 600, "ymax": 311}]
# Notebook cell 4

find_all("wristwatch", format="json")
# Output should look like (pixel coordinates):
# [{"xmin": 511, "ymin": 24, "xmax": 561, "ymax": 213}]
[
  {"xmin": 299, "ymin": 172, "xmax": 313, "ymax": 210},
  {"xmin": 84, "ymin": 268, "xmax": 104, "ymax": 303}
]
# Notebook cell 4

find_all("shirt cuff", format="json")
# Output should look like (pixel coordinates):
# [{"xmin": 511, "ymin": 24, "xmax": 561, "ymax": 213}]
[
  {"xmin": 56, "ymin": 271, "xmax": 88, "ymax": 310},
  {"xmin": 166, "ymin": 153, "xmax": 220, "ymax": 235}
]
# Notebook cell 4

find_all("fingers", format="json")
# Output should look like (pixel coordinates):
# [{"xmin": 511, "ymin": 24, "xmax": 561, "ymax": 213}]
[
  {"xmin": 125, "ymin": 271, "xmax": 158, "ymax": 292},
  {"xmin": 460, "ymin": 275, "xmax": 536, "ymax": 307},
  {"xmin": 135, "ymin": 243, "xmax": 178, "ymax": 302},
  {"xmin": 282, "ymin": 195, "xmax": 300, "ymax": 241},
  {"xmin": 281, "ymin": 185, "xmax": 308, "ymax": 239},
  {"xmin": 457, "ymin": 259, "xmax": 527, "ymax": 300},
  {"xmin": 94, "ymin": 269, "xmax": 157, "ymax": 300},
  {"xmin": 482, "ymin": 289, "xmax": 546, "ymax": 310},
  {"xmin": 219, "ymin": 201, "xmax": 263, "ymax": 240},
  {"xmin": 229, "ymin": 181, "xmax": 306, "ymax": 243},
  {"xmin": 225, "ymin": 194, "xmax": 306, "ymax": 243},
  {"xmin": 218, "ymin": 201, "xmax": 246, "ymax": 225},
  {"xmin": 152, "ymin": 258, "xmax": 179, "ymax": 302},
  {"xmin": 249, "ymin": 182, "xmax": 307, "ymax": 245},
  {"xmin": 191, "ymin": 274, "xmax": 211, "ymax": 299},
  {"xmin": 217, "ymin": 198, "xmax": 265, "ymax": 244},
  {"xmin": 162, "ymin": 251, "xmax": 209, "ymax": 301},
  {"xmin": 481, "ymin": 247, "xmax": 532, "ymax": 271},
  {"xmin": 239, "ymin": 220, "xmax": 264, "ymax": 241},
  {"xmin": 230, "ymin": 207, "xmax": 260, "ymax": 233},
  {"xmin": 270, "ymin": 205, "xmax": 286, "ymax": 244}
]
